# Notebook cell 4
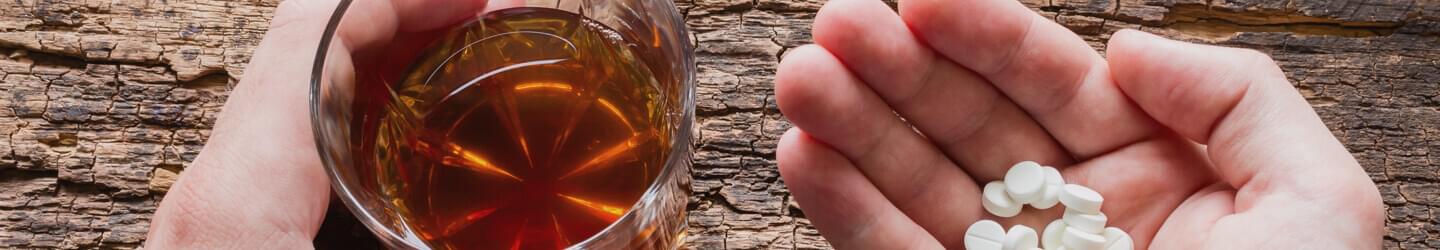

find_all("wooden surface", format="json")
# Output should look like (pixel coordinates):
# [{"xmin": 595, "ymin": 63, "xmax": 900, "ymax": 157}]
[{"xmin": 0, "ymin": 0, "xmax": 1435, "ymax": 249}]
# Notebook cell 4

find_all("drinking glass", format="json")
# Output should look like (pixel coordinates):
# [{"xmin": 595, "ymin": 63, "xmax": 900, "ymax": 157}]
[{"xmin": 307, "ymin": 0, "xmax": 695, "ymax": 248}]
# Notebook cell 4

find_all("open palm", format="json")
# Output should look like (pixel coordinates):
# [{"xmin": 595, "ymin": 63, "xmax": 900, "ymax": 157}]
[{"xmin": 772, "ymin": 0, "xmax": 1384, "ymax": 249}]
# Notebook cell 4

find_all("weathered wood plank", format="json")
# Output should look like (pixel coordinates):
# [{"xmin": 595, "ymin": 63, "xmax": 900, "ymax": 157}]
[{"xmin": 0, "ymin": 0, "xmax": 1433, "ymax": 249}]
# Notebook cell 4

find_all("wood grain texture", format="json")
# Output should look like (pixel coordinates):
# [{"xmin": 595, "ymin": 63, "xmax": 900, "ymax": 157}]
[{"xmin": 0, "ymin": 0, "xmax": 1434, "ymax": 249}]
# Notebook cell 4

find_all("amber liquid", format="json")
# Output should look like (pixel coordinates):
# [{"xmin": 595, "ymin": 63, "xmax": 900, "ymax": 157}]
[{"xmin": 349, "ymin": 8, "xmax": 670, "ymax": 250}]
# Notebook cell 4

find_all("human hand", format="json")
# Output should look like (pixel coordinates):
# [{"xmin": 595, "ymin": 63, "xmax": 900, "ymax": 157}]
[
  {"xmin": 144, "ymin": 0, "xmax": 502, "ymax": 248},
  {"xmin": 772, "ymin": 0, "xmax": 1384, "ymax": 249}
]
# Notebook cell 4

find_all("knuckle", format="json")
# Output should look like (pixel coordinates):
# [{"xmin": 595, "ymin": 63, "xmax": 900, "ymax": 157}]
[
  {"xmin": 1239, "ymin": 49, "xmax": 1277, "ymax": 67},
  {"xmin": 1231, "ymin": 48, "xmax": 1287, "ymax": 81}
]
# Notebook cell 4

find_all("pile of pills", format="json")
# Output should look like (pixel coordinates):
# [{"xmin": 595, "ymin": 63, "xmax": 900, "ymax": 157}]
[{"xmin": 964, "ymin": 161, "xmax": 1133, "ymax": 250}]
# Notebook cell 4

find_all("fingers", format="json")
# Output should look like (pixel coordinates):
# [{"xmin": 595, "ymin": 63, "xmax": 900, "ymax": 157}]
[
  {"xmin": 898, "ymin": 0, "xmax": 1159, "ymax": 158},
  {"xmin": 333, "ymin": 0, "xmax": 495, "ymax": 50},
  {"xmin": 1107, "ymin": 29, "xmax": 1383, "ymax": 246},
  {"xmin": 391, "ymin": 0, "xmax": 492, "ymax": 32},
  {"xmin": 775, "ymin": 45, "xmax": 987, "ymax": 248},
  {"xmin": 777, "ymin": 129, "xmax": 944, "ymax": 250},
  {"xmin": 811, "ymin": 0, "xmax": 1072, "ymax": 181}
]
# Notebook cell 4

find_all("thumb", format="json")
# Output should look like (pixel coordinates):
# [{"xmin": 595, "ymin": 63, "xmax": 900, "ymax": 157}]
[
  {"xmin": 1107, "ymin": 29, "xmax": 1382, "ymax": 246},
  {"xmin": 147, "ymin": 0, "xmax": 493, "ymax": 248},
  {"xmin": 147, "ymin": 0, "xmax": 353, "ymax": 247}
]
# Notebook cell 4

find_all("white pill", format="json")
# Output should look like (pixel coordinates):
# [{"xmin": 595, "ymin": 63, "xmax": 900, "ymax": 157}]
[
  {"xmin": 966, "ymin": 220, "xmax": 1007, "ymax": 250},
  {"xmin": 1004, "ymin": 161, "xmax": 1045, "ymax": 204},
  {"xmin": 1003, "ymin": 225, "xmax": 1039, "ymax": 250},
  {"xmin": 1061, "ymin": 227, "xmax": 1106, "ymax": 250},
  {"xmin": 1062, "ymin": 208, "xmax": 1108, "ymax": 234},
  {"xmin": 983, "ymin": 181, "xmax": 1022, "ymax": 217},
  {"xmin": 1058, "ymin": 184, "xmax": 1104, "ymax": 214},
  {"xmin": 1102, "ymin": 227, "xmax": 1133, "ymax": 250},
  {"xmin": 1031, "ymin": 167, "xmax": 1064, "ymax": 209},
  {"xmin": 1042, "ymin": 219, "xmax": 1066, "ymax": 249}
]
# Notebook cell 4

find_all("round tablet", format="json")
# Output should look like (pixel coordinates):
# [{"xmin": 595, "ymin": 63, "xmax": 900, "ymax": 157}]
[
  {"xmin": 1004, "ymin": 161, "xmax": 1046, "ymax": 204},
  {"xmin": 983, "ymin": 181, "xmax": 1022, "ymax": 217},
  {"xmin": 1059, "ymin": 184, "xmax": 1104, "ymax": 214},
  {"xmin": 1004, "ymin": 225, "xmax": 1038, "ymax": 250},
  {"xmin": 1061, "ymin": 227, "xmax": 1106, "ymax": 250},
  {"xmin": 1062, "ymin": 208, "xmax": 1108, "ymax": 234},
  {"xmin": 1042, "ymin": 219, "xmax": 1066, "ymax": 249},
  {"xmin": 1031, "ymin": 167, "xmax": 1064, "ymax": 209},
  {"xmin": 965, "ymin": 220, "xmax": 1006, "ymax": 250},
  {"xmin": 1042, "ymin": 166, "xmax": 1064, "ymax": 185},
  {"xmin": 1103, "ymin": 227, "xmax": 1133, "ymax": 250}
]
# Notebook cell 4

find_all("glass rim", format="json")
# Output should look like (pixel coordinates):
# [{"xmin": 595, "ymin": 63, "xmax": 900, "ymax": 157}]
[{"xmin": 306, "ymin": 0, "xmax": 697, "ymax": 248}]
